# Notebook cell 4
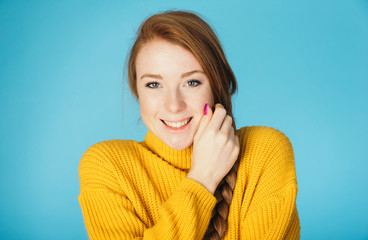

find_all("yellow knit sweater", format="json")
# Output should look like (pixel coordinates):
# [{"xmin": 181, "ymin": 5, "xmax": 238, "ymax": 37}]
[{"xmin": 78, "ymin": 126, "xmax": 300, "ymax": 239}]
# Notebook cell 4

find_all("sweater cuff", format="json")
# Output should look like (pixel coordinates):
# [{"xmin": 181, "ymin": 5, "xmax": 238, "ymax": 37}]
[{"xmin": 180, "ymin": 178, "xmax": 217, "ymax": 212}]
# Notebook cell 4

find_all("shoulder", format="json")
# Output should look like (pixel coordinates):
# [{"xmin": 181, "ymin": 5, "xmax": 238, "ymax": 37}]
[
  {"xmin": 79, "ymin": 139, "xmax": 141, "ymax": 168},
  {"xmin": 81, "ymin": 139, "xmax": 142, "ymax": 158},
  {"xmin": 235, "ymin": 127, "xmax": 298, "ymax": 221},
  {"xmin": 236, "ymin": 125, "xmax": 291, "ymax": 142},
  {"xmin": 236, "ymin": 126, "xmax": 293, "ymax": 156},
  {"xmin": 78, "ymin": 139, "xmax": 144, "ymax": 191},
  {"xmin": 235, "ymin": 126, "xmax": 295, "ymax": 176}
]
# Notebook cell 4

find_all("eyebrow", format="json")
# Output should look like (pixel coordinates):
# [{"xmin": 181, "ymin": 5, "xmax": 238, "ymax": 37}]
[
  {"xmin": 140, "ymin": 70, "xmax": 205, "ymax": 80},
  {"xmin": 181, "ymin": 70, "xmax": 205, "ymax": 78}
]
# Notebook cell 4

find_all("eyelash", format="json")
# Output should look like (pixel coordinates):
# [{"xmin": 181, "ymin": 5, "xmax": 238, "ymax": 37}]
[
  {"xmin": 145, "ymin": 80, "xmax": 201, "ymax": 88},
  {"xmin": 146, "ymin": 82, "xmax": 160, "ymax": 88},
  {"xmin": 187, "ymin": 80, "xmax": 201, "ymax": 87}
]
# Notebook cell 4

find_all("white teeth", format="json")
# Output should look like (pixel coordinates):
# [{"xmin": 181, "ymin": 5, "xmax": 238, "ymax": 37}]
[{"xmin": 164, "ymin": 118, "xmax": 191, "ymax": 128}]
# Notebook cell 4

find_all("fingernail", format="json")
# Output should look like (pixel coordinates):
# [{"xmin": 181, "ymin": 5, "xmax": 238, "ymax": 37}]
[{"xmin": 204, "ymin": 103, "xmax": 208, "ymax": 115}]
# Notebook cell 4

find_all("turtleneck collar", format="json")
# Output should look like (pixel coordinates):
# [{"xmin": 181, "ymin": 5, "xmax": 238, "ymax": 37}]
[{"xmin": 143, "ymin": 131, "xmax": 193, "ymax": 170}]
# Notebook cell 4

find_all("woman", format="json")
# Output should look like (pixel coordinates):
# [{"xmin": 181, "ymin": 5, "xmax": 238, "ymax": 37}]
[{"xmin": 78, "ymin": 10, "xmax": 300, "ymax": 239}]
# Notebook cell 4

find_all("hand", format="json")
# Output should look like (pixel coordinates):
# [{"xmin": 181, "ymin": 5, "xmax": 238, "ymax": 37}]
[{"xmin": 187, "ymin": 103, "xmax": 240, "ymax": 195}]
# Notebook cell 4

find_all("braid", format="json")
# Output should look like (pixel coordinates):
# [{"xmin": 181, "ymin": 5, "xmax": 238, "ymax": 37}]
[{"xmin": 203, "ymin": 158, "xmax": 240, "ymax": 240}]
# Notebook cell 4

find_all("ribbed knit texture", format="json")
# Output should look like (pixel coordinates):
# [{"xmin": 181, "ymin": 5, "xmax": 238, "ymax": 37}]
[{"xmin": 78, "ymin": 126, "xmax": 300, "ymax": 239}]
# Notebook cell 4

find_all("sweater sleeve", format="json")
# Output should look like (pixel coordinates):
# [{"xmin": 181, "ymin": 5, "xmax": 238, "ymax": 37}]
[
  {"xmin": 78, "ymin": 141, "xmax": 217, "ymax": 240},
  {"xmin": 240, "ymin": 127, "xmax": 300, "ymax": 240}
]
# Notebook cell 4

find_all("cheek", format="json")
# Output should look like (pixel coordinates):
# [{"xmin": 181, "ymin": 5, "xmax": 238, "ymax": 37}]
[
  {"xmin": 139, "ymin": 98, "xmax": 151, "ymax": 116},
  {"xmin": 199, "ymin": 88, "xmax": 214, "ymax": 106},
  {"xmin": 189, "ymin": 89, "xmax": 214, "ymax": 111},
  {"xmin": 139, "ymin": 95, "xmax": 159, "ymax": 120}
]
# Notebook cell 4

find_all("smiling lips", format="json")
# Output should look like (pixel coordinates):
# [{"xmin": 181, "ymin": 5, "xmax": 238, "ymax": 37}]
[{"xmin": 161, "ymin": 117, "xmax": 192, "ymax": 129}]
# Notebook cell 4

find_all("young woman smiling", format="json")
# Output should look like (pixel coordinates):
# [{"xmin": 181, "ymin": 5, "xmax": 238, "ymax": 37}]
[{"xmin": 78, "ymin": 10, "xmax": 300, "ymax": 240}]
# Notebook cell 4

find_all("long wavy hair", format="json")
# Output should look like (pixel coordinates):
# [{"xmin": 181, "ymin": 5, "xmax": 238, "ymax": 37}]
[{"xmin": 127, "ymin": 10, "xmax": 239, "ymax": 240}]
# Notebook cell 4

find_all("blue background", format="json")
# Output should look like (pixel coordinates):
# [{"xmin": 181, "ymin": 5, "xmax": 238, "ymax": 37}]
[{"xmin": 1, "ymin": 0, "xmax": 367, "ymax": 239}]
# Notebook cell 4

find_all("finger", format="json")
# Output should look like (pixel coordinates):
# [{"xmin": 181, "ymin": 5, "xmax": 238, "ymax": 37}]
[
  {"xmin": 234, "ymin": 135, "xmax": 240, "ymax": 154},
  {"xmin": 208, "ymin": 104, "xmax": 227, "ymax": 130},
  {"xmin": 194, "ymin": 103, "xmax": 213, "ymax": 141},
  {"xmin": 220, "ymin": 115, "xmax": 233, "ymax": 135},
  {"xmin": 233, "ymin": 135, "xmax": 240, "ymax": 156},
  {"xmin": 229, "ymin": 126, "xmax": 236, "ymax": 139}
]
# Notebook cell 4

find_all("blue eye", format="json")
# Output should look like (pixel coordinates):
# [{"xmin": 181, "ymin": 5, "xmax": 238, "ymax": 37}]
[
  {"xmin": 146, "ymin": 82, "xmax": 160, "ymax": 88},
  {"xmin": 187, "ymin": 80, "xmax": 201, "ymax": 87}
]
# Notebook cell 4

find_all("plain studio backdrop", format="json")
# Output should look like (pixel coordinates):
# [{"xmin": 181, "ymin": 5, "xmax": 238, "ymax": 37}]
[{"xmin": 0, "ymin": 0, "xmax": 367, "ymax": 239}]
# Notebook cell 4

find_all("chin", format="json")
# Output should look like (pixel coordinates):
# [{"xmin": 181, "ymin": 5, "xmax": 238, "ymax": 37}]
[
  {"xmin": 170, "ymin": 143, "xmax": 191, "ymax": 150},
  {"xmin": 164, "ymin": 135, "xmax": 193, "ymax": 150}
]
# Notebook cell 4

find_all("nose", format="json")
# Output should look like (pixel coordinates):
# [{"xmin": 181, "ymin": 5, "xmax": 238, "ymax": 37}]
[{"xmin": 164, "ymin": 88, "xmax": 186, "ymax": 113}]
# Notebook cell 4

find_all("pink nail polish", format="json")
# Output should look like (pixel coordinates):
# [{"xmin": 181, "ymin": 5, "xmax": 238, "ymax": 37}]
[{"xmin": 204, "ymin": 103, "xmax": 208, "ymax": 115}]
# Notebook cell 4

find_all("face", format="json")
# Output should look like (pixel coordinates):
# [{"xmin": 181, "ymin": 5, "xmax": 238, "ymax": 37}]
[{"xmin": 135, "ymin": 39, "xmax": 214, "ymax": 150}]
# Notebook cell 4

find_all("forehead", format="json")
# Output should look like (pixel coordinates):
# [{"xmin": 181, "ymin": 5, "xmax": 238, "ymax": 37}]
[{"xmin": 135, "ymin": 39, "xmax": 203, "ymax": 77}]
